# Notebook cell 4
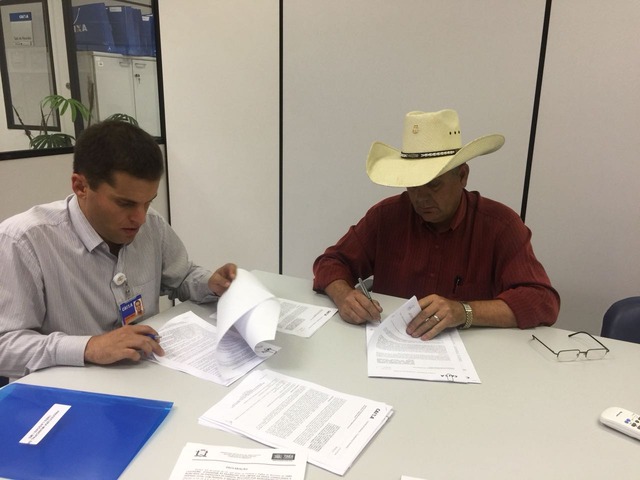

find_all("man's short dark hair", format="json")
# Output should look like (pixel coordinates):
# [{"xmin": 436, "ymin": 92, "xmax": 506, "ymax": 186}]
[{"xmin": 73, "ymin": 120, "xmax": 164, "ymax": 188}]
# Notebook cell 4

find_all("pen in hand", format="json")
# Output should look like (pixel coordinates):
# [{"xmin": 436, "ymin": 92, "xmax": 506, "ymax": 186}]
[
  {"xmin": 357, "ymin": 277, "xmax": 382, "ymax": 322},
  {"xmin": 358, "ymin": 277, "xmax": 373, "ymax": 301}
]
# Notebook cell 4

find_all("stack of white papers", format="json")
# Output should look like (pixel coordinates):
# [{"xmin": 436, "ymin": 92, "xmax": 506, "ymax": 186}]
[
  {"xmin": 150, "ymin": 269, "xmax": 280, "ymax": 385},
  {"xmin": 199, "ymin": 369, "xmax": 393, "ymax": 476},
  {"xmin": 210, "ymin": 298, "xmax": 337, "ymax": 338},
  {"xmin": 366, "ymin": 296, "xmax": 481, "ymax": 383}
]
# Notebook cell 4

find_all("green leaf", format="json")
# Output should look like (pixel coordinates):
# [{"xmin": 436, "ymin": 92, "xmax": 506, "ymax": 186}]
[
  {"xmin": 41, "ymin": 95, "xmax": 91, "ymax": 122},
  {"xmin": 105, "ymin": 113, "xmax": 139, "ymax": 126},
  {"xmin": 30, "ymin": 133, "xmax": 75, "ymax": 149}
]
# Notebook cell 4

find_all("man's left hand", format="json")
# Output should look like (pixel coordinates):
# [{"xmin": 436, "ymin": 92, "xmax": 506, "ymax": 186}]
[
  {"xmin": 208, "ymin": 263, "xmax": 237, "ymax": 296},
  {"xmin": 405, "ymin": 294, "xmax": 465, "ymax": 340}
]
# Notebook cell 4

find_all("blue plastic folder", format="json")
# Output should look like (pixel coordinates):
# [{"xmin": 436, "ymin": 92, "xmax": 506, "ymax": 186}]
[{"xmin": 0, "ymin": 383, "xmax": 173, "ymax": 480}]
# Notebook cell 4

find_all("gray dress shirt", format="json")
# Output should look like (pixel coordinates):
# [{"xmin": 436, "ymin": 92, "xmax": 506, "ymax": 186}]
[{"xmin": 0, "ymin": 195, "xmax": 216, "ymax": 377}]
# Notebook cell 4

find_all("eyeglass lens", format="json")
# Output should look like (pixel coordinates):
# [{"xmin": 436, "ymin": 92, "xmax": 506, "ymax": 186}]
[{"xmin": 556, "ymin": 349, "xmax": 608, "ymax": 362}]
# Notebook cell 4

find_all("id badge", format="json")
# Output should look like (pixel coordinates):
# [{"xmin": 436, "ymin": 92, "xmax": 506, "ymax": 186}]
[{"xmin": 120, "ymin": 294, "xmax": 144, "ymax": 325}]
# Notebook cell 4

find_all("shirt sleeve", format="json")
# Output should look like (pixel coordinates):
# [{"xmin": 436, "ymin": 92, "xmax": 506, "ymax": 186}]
[
  {"xmin": 312, "ymin": 205, "xmax": 379, "ymax": 292},
  {"xmin": 157, "ymin": 218, "xmax": 217, "ymax": 303},
  {"xmin": 492, "ymin": 217, "xmax": 561, "ymax": 329},
  {"xmin": 0, "ymin": 234, "xmax": 89, "ymax": 378}
]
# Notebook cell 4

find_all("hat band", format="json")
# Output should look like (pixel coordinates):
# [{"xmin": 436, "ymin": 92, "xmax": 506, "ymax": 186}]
[{"xmin": 401, "ymin": 148, "xmax": 460, "ymax": 159}]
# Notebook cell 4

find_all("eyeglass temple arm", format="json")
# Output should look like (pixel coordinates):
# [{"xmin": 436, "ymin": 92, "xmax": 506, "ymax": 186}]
[
  {"xmin": 568, "ymin": 331, "xmax": 610, "ymax": 352},
  {"xmin": 531, "ymin": 335, "xmax": 558, "ymax": 355}
]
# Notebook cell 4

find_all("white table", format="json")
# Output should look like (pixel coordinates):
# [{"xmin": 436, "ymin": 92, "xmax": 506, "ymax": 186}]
[{"xmin": 17, "ymin": 271, "xmax": 640, "ymax": 479}]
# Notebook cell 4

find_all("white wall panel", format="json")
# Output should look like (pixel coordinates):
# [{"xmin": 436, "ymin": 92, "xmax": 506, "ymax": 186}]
[
  {"xmin": 0, "ymin": 148, "xmax": 169, "ymax": 235},
  {"xmin": 158, "ymin": 0, "xmax": 279, "ymax": 273},
  {"xmin": 0, "ymin": 154, "xmax": 73, "ymax": 221},
  {"xmin": 282, "ymin": 0, "xmax": 547, "ymax": 278},
  {"xmin": 526, "ymin": 0, "xmax": 640, "ymax": 334}
]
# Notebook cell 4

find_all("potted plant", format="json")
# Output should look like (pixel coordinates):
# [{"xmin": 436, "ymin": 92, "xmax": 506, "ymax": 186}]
[{"xmin": 13, "ymin": 92, "xmax": 138, "ymax": 149}]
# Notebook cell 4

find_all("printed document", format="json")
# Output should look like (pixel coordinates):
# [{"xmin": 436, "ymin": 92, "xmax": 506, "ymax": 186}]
[
  {"xmin": 150, "ymin": 269, "xmax": 280, "ymax": 385},
  {"xmin": 169, "ymin": 443, "xmax": 307, "ymax": 480},
  {"xmin": 275, "ymin": 298, "xmax": 337, "ymax": 337},
  {"xmin": 212, "ymin": 298, "xmax": 337, "ymax": 338},
  {"xmin": 366, "ymin": 296, "xmax": 481, "ymax": 383},
  {"xmin": 199, "ymin": 369, "xmax": 394, "ymax": 476}
]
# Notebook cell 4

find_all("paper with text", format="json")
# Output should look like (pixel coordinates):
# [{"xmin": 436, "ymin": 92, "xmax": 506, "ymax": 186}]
[
  {"xmin": 169, "ymin": 443, "xmax": 307, "ymax": 480},
  {"xmin": 19, "ymin": 403, "xmax": 71, "ymax": 445},
  {"xmin": 199, "ymin": 369, "xmax": 393, "ymax": 476},
  {"xmin": 150, "ymin": 311, "xmax": 278, "ymax": 385},
  {"xmin": 212, "ymin": 298, "xmax": 338, "ymax": 338},
  {"xmin": 366, "ymin": 296, "xmax": 480, "ymax": 383},
  {"xmin": 150, "ymin": 269, "xmax": 280, "ymax": 385},
  {"xmin": 275, "ymin": 299, "xmax": 337, "ymax": 337}
]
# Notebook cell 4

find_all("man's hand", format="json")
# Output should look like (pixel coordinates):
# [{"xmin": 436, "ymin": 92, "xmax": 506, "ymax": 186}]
[
  {"xmin": 208, "ymin": 263, "xmax": 237, "ymax": 296},
  {"xmin": 84, "ymin": 324, "xmax": 165, "ymax": 365},
  {"xmin": 405, "ymin": 294, "xmax": 465, "ymax": 341},
  {"xmin": 326, "ymin": 279, "xmax": 383, "ymax": 324},
  {"xmin": 406, "ymin": 295, "xmax": 517, "ymax": 340}
]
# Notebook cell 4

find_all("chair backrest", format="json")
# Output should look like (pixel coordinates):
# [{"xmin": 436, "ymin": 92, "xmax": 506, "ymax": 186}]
[{"xmin": 601, "ymin": 296, "xmax": 640, "ymax": 344}]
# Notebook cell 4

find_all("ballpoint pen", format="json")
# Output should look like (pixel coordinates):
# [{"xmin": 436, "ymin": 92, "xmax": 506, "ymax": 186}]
[{"xmin": 358, "ymin": 277, "xmax": 373, "ymax": 301}]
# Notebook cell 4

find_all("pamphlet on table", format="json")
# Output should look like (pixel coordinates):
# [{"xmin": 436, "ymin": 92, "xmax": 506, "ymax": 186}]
[
  {"xmin": 199, "ymin": 369, "xmax": 394, "ymax": 476},
  {"xmin": 366, "ymin": 296, "xmax": 481, "ymax": 383},
  {"xmin": 150, "ymin": 269, "xmax": 280, "ymax": 386},
  {"xmin": 169, "ymin": 443, "xmax": 307, "ymax": 480}
]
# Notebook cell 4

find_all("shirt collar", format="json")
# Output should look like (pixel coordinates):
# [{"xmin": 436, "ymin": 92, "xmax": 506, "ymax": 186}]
[
  {"xmin": 448, "ymin": 190, "xmax": 468, "ymax": 231},
  {"xmin": 68, "ymin": 194, "xmax": 105, "ymax": 253}
]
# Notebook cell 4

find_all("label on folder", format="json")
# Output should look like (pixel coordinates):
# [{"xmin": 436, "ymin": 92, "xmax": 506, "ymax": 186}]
[{"xmin": 20, "ymin": 403, "xmax": 71, "ymax": 445}]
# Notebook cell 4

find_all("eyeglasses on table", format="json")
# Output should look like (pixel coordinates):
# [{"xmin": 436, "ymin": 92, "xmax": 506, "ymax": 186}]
[{"xmin": 531, "ymin": 331, "xmax": 610, "ymax": 361}]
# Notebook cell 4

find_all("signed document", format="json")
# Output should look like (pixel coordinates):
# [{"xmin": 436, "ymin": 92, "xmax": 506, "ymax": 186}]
[
  {"xmin": 169, "ymin": 443, "xmax": 307, "ymax": 480},
  {"xmin": 150, "ymin": 269, "xmax": 280, "ymax": 386},
  {"xmin": 366, "ymin": 296, "xmax": 481, "ymax": 383},
  {"xmin": 199, "ymin": 369, "xmax": 393, "ymax": 476}
]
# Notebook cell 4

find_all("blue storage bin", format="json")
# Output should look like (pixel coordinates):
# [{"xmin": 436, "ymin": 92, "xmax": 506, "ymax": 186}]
[
  {"xmin": 72, "ymin": 2, "xmax": 116, "ymax": 53},
  {"xmin": 107, "ymin": 6, "xmax": 144, "ymax": 56},
  {"xmin": 140, "ymin": 14, "xmax": 156, "ymax": 57}
]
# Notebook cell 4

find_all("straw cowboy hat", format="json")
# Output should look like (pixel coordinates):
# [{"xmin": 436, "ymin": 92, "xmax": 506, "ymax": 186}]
[{"xmin": 366, "ymin": 109, "xmax": 505, "ymax": 187}]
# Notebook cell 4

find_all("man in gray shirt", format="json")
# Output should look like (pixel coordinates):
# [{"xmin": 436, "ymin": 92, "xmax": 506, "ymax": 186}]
[{"xmin": 0, "ymin": 121, "xmax": 236, "ymax": 378}]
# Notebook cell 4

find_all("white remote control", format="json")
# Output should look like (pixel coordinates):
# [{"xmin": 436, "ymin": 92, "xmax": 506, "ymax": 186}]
[{"xmin": 600, "ymin": 407, "xmax": 640, "ymax": 440}]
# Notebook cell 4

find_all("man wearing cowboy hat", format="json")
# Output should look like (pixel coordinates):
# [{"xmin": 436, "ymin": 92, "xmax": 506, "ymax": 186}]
[{"xmin": 313, "ymin": 109, "xmax": 560, "ymax": 340}]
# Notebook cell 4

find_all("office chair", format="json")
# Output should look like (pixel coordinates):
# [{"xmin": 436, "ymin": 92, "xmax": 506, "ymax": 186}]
[{"xmin": 601, "ymin": 296, "xmax": 640, "ymax": 344}]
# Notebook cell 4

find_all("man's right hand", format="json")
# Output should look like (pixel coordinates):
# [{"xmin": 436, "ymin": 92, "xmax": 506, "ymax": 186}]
[
  {"xmin": 325, "ymin": 279, "xmax": 383, "ymax": 325},
  {"xmin": 84, "ymin": 324, "xmax": 164, "ymax": 365}
]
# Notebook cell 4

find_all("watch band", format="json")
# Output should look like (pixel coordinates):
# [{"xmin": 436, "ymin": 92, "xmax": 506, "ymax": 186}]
[{"xmin": 459, "ymin": 302, "xmax": 473, "ymax": 329}]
